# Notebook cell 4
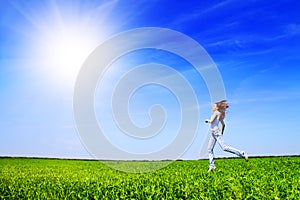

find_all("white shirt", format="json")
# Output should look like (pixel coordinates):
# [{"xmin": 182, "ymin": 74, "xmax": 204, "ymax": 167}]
[{"xmin": 210, "ymin": 110, "xmax": 221, "ymax": 132}]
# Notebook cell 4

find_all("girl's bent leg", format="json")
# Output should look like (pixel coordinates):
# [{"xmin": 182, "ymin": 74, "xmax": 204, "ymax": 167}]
[{"xmin": 215, "ymin": 134, "xmax": 244, "ymax": 157}]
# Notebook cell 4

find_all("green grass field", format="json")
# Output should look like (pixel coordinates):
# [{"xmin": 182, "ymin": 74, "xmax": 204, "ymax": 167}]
[{"xmin": 1, "ymin": 156, "xmax": 299, "ymax": 199}]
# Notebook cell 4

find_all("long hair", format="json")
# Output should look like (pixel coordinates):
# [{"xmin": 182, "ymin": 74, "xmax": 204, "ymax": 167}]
[{"xmin": 216, "ymin": 100, "xmax": 229, "ymax": 119}]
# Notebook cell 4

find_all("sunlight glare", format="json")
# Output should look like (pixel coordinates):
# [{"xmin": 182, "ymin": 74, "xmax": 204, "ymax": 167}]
[
  {"xmin": 37, "ymin": 26, "xmax": 100, "ymax": 90},
  {"xmin": 50, "ymin": 30, "xmax": 95, "ymax": 81},
  {"xmin": 10, "ymin": 0, "xmax": 118, "ymax": 93}
]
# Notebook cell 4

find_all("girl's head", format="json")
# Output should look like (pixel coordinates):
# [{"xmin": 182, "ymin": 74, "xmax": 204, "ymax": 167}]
[{"xmin": 213, "ymin": 100, "xmax": 229, "ymax": 119}]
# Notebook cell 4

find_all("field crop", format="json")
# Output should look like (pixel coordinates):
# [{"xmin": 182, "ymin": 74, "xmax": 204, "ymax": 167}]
[{"xmin": 0, "ymin": 156, "xmax": 299, "ymax": 199}]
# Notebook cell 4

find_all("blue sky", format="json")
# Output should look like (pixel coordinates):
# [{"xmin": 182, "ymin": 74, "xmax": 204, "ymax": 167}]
[{"xmin": 1, "ymin": 0, "xmax": 300, "ymax": 159}]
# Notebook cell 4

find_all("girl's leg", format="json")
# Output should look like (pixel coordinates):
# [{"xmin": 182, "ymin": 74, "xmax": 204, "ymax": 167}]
[
  {"xmin": 207, "ymin": 134, "xmax": 217, "ymax": 168},
  {"xmin": 215, "ymin": 134, "xmax": 244, "ymax": 157}
]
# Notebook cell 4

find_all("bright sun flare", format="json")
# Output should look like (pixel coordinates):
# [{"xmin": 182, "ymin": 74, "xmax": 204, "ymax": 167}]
[
  {"xmin": 38, "ymin": 27, "xmax": 99, "ymax": 89},
  {"xmin": 18, "ymin": 2, "xmax": 113, "ymax": 91},
  {"xmin": 43, "ymin": 30, "xmax": 97, "ymax": 83},
  {"xmin": 11, "ymin": 0, "xmax": 117, "ymax": 91}
]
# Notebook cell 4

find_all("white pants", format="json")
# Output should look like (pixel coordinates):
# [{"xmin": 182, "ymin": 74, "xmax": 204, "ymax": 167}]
[{"xmin": 207, "ymin": 130, "xmax": 244, "ymax": 167}]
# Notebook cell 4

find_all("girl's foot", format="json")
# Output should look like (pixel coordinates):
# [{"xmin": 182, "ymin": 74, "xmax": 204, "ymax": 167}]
[
  {"xmin": 208, "ymin": 166, "xmax": 216, "ymax": 172},
  {"xmin": 242, "ymin": 151, "xmax": 248, "ymax": 161}
]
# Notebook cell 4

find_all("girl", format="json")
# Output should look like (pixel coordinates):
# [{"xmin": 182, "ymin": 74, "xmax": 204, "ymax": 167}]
[{"xmin": 205, "ymin": 100, "xmax": 248, "ymax": 172}]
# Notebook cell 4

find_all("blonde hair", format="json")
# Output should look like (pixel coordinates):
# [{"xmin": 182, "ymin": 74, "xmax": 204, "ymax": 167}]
[{"xmin": 215, "ymin": 100, "xmax": 229, "ymax": 119}]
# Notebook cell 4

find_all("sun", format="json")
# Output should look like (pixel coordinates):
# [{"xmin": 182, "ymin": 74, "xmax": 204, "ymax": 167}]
[
  {"xmin": 40, "ymin": 27, "xmax": 99, "ymax": 89},
  {"xmin": 14, "ymin": 1, "xmax": 116, "ymax": 92},
  {"xmin": 31, "ymin": 22, "xmax": 104, "ymax": 92}
]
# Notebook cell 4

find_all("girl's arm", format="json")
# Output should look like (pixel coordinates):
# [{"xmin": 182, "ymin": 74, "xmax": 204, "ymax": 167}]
[
  {"xmin": 205, "ymin": 112, "xmax": 217, "ymax": 124},
  {"xmin": 220, "ymin": 119, "xmax": 225, "ymax": 134}
]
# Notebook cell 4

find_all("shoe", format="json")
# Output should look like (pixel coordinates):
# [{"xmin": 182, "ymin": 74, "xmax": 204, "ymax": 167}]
[
  {"xmin": 208, "ymin": 166, "xmax": 216, "ymax": 172},
  {"xmin": 242, "ymin": 151, "xmax": 248, "ymax": 162}
]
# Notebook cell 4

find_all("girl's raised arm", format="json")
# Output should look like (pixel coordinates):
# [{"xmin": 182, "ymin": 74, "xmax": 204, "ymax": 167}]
[{"xmin": 205, "ymin": 112, "xmax": 217, "ymax": 124}]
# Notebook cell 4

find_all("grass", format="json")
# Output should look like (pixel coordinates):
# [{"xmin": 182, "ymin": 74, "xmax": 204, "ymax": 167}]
[{"xmin": 0, "ymin": 156, "xmax": 299, "ymax": 199}]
